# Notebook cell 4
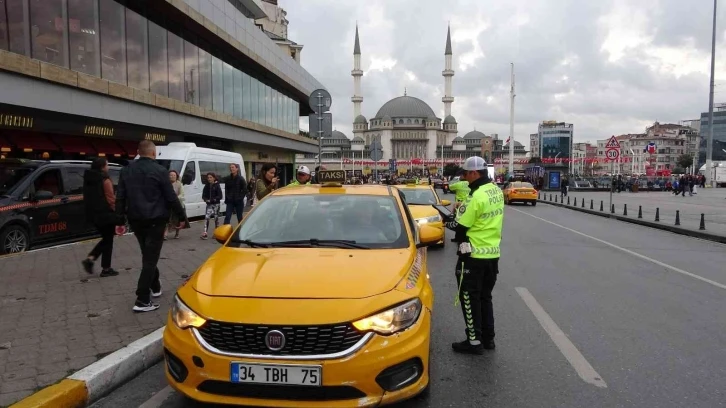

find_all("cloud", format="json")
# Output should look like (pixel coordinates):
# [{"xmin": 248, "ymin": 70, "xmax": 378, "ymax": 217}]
[{"xmin": 283, "ymin": 0, "xmax": 726, "ymax": 145}]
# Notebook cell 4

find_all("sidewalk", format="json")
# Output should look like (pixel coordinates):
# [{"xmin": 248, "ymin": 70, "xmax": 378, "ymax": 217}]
[
  {"xmin": 0, "ymin": 221, "xmax": 220, "ymax": 407},
  {"xmin": 543, "ymin": 188, "xmax": 726, "ymax": 237}
]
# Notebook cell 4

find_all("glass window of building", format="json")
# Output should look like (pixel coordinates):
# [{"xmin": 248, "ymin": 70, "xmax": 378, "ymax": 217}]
[
  {"xmin": 198, "ymin": 43, "xmax": 211, "ymax": 110},
  {"xmin": 223, "ymin": 62, "xmax": 233, "ymax": 116},
  {"xmin": 233, "ymin": 67, "xmax": 242, "ymax": 119},
  {"xmin": 6, "ymin": 0, "xmax": 28, "ymax": 56},
  {"xmin": 271, "ymin": 89, "xmax": 277, "ymax": 129},
  {"xmin": 183, "ymin": 37, "xmax": 199, "ymax": 105},
  {"xmin": 167, "ymin": 30, "xmax": 184, "ymax": 101},
  {"xmin": 148, "ymin": 20, "xmax": 167, "ymax": 96},
  {"xmin": 211, "ymin": 55, "xmax": 223, "ymax": 112},
  {"xmin": 293, "ymin": 101, "xmax": 299, "ymax": 133},
  {"xmin": 264, "ymin": 84, "xmax": 271, "ymax": 127},
  {"xmin": 125, "ymin": 8, "xmax": 148, "ymax": 90},
  {"xmin": 99, "ymin": 0, "xmax": 126, "ymax": 85},
  {"xmin": 250, "ymin": 77, "xmax": 258, "ymax": 123},
  {"xmin": 0, "ymin": 0, "xmax": 10, "ymax": 50},
  {"xmin": 242, "ymin": 72, "xmax": 251, "ymax": 121},
  {"xmin": 68, "ymin": 0, "xmax": 100, "ymax": 77},
  {"xmin": 30, "ymin": 0, "xmax": 68, "ymax": 67},
  {"xmin": 281, "ymin": 94, "xmax": 287, "ymax": 133}
]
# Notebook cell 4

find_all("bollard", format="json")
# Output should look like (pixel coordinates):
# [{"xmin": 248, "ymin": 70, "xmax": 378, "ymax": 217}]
[
  {"xmin": 590, "ymin": 199, "xmax": 594, "ymax": 210},
  {"xmin": 638, "ymin": 205, "xmax": 642, "ymax": 219},
  {"xmin": 675, "ymin": 210, "xmax": 680, "ymax": 226},
  {"xmin": 700, "ymin": 213, "xmax": 706, "ymax": 230},
  {"xmin": 611, "ymin": 204, "xmax": 615, "ymax": 214},
  {"xmin": 549, "ymin": 193, "xmax": 552, "ymax": 201},
  {"xmin": 600, "ymin": 201, "xmax": 604, "ymax": 211},
  {"xmin": 567, "ymin": 196, "xmax": 570, "ymax": 205},
  {"xmin": 655, "ymin": 207, "xmax": 660, "ymax": 222},
  {"xmin": 582, "ymin": 198, "xmax": 585, "ymax": 208},
  {"xmin": 555, "ymin": 195, "xmax": 558, "ymax": 203},
  {"xmin": 623, "ymin": 204, "xmax": 627, "ymax": 216},
  {"xmin": 574, "ymin": 197, "xmax": 577, "ymax": 207}
]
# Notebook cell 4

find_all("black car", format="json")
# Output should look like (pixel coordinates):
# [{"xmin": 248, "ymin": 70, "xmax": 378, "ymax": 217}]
[{"xmin": 0, "ymin": 159, "xmax": 122, "ymax": 254}]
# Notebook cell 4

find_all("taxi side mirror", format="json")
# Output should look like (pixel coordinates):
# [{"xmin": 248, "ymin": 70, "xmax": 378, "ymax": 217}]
[
  {"xmin": 417, "ymin": 225, "xmax": 440, "ymax": 248},
  {"xmin": 213, "ymin": 225, "xmax": 233, "ymax": 244},
  {"xmin": 33, "ymin": 190, "xmax": 54, "ymax": 201},
  {"xmin": 440, "ymin": 199, "xmax": 451, "ymax": 206}
]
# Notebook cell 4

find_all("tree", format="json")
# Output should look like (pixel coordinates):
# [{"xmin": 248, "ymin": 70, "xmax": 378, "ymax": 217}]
[
  {"xmin": 676, "ymin": 154, "xmax": 693, "ymax": 170},
  {"xmin": 443, "ymin": 163, "xmax": 462, "ymax": 177},
  {"xmin": 299, "ymin": 130, "xmax": 310, "ymax": 138}
]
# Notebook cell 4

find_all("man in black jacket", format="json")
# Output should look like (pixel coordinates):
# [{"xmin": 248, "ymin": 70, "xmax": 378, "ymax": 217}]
[
  {"xmin": 116, "ymin": 140, "xmax": 187, "ymax": 313},
  {"xmin": 223, "ymin": 163, "xmax": 247, "ymax": 225}
]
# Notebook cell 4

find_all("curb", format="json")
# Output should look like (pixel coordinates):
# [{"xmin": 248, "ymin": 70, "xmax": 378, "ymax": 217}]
[
  {"xmin": 536, "ymin": 198, "xmax": 726, "ymax": 245},
  {"xmin": 10, "ymin": 327, "xmax": 164, "ymax": 408}
]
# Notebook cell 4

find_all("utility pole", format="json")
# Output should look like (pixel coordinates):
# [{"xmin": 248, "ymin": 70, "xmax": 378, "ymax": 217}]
[
  {"xmin": 706, "ymin": 0, "xmax": 717, "ymax": 187},
  {"xmin": 508, "ymin": 63, "xmax": 515, "ymax": 179}
]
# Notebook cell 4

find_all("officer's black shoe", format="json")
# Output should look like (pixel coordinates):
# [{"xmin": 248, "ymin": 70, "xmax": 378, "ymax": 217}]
[
  {"xmin": 483, "ymin": 339, "xmax": 496, "ymax": 350},
  {"xmin": 452, "ymin": 340, "xmax": 484, "ymax": 355}
]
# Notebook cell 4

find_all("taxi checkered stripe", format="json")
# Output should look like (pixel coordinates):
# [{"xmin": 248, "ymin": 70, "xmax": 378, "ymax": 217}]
[{"xmin": 0, "ymin": 195, "xmax": 83, "ymax": 212}]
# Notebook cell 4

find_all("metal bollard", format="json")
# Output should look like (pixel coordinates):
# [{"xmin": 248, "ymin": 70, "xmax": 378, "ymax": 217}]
[
  {"xmin": 675, "ymin": 210, "xmax": 680, "ymax": 226},
  {"xmin": 555, "ymin": 195, "xmax": 558, "ymax": 203},
  {"xmin": 655, "ymin": 207, "xmax": 660, "ymax": 222},
  {"xmin": 574, "ymin": 197, "xmax": 577, "ymax": 207},
  {"xmin": 590, "ymin": 199, "xmax": 594, "ymax": 210},
  {"xmin": 638, "ymin": 205, "xmax": 642, "ymax": 219},
  {"xmin": 700, "ymin": 213, "xmax": 706, "ymax": 230},
  {"xmin": 549, "ymin": 193, "xmax": 552, "ymax": 201},
  {"xmin": 567, "ymin": 196, "xmax": 570, "ymax": 205},
  {"xmin": 581, "ymin": 198, "xmax": 585, "ymax": 208},
  {"xmin": 623, "ymin": 204, "xmax": 627, "ymax": 216},
  {"xmin": 611, "ymin": 204, "xmax": 615, "ymax": 214},
  {"xmin": 600, "ymin": 201, "xmax": 604, "ymax": 211}
]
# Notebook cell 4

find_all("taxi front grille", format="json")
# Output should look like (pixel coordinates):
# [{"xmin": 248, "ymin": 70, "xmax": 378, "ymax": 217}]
[{"xmin": 197, "ymin": 321, "xmax": 366, "ymax": 356}]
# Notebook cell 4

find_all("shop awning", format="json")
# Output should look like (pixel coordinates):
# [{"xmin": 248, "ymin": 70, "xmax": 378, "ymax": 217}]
[
  {"xmin": 119, "ymin": 140, "xmax": 139, "ymax": 157},
  {"xmin": 90, "ymin": 138, "xmax": 125, "ymax": 157},
  {"xmin": 58, "ymin": 136, "xmax": 97, "ymax": 155},
  {"xmin": 0, "ymin": 135, "xmax": 11, "ymax": 151},
  {"xmin": 7, "ymin": 134, "xmax": 59, "ymax": 151}
]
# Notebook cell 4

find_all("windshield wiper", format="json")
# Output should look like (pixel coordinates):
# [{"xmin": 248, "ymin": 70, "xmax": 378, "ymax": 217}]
[
  {"xmin": 234, "ymin": 239, "xmax": 271, "ymax": 248},
  {"xmin": 268, "ymin": 239, "xmax": 371, "ymax": 249}
]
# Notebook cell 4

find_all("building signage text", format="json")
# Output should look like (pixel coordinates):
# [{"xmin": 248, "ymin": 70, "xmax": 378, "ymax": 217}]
[
  {"xmin": 144, "ymin": 133, "xmax": 167, "ymax": 142},
  {"xmin": 0, "ymin": 113, "xmax": 34, "ymax": 129},
  {"xmin": 84, "ymin": 125, "xmax": 114, "ymax": 137}
]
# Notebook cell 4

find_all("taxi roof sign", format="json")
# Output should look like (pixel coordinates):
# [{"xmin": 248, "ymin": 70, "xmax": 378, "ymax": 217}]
[{"xmin": 317, "ymin": 170, "xmax": 346, "ymax": 186}]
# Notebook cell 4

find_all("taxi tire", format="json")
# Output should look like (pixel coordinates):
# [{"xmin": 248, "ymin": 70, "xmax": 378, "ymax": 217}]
[
  {"xmin": 530, "ymin": 201, "xmax": 537, "ymax": 206},
  {"xmin": 0, "ymin": 224, "xmax": 29, "ymax": 255}
]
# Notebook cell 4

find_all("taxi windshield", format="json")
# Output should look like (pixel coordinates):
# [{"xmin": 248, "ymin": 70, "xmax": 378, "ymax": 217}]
[
  {"xmin": 512, "ymin": 182, "xmax": 534, "ymax": 189},
  {"xmin": 0, "ymin": 164, "xmax": 35, "ymax": 196},
  {"xmin": 399, "ymin": 188, "xmax": 438, "ymax": 205},
  {"xmin": 232, "ymin": 194, "xmax": 409, "ymax": 249}
]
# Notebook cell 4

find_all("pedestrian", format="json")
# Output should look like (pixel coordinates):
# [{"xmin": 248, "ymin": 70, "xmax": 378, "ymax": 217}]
[
  {"xmin": 223, "ymin": 163, "xmax": 247, "ymax": 224},
  {"xmin": 165, "ymin": 170, "xmax": 185, "ymax": 240},
  {"xmin": 116, "ymin": 140, "xmax": 187, "ymax": 313},
  {"xmin": 81, "ymin": 157, "xmax": 121, "ymax": 277},
  {"xmin": 444, "ymin": 156, "xmax": 504, "ymax": 354},
  {"xmin": 254, "ymin": 163, "xmax": 279, "ymax": 205},
  {"xmin": 201, "ymin": 172, "xmax": 223, "ymax": 239}
]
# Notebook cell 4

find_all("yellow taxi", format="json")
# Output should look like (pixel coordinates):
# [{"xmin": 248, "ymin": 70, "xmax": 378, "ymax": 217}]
[
  {"xmin": 163, "ymin": 170, "xmax": 439, "ymax": 407},
  {"xmin": 395, "ymin": 180, "xmax": 450, "ymax": 247},
  {"xmin": 503, "ymin": 180, "xmax": 538, "ymax": 206}
]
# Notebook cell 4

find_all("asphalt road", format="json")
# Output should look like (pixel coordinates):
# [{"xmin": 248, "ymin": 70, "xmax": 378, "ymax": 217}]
[{"xmin": 91, "ymin": 192, "xmax": 726, "ymax": 408}]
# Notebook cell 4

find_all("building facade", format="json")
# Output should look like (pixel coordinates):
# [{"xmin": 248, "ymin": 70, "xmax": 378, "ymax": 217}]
[
  {"xmin": 698, "ymin": 106, "xmax": 726, "ymax": 168},
  {"xmin": 539, "ymin": 121, "xmax": 574, "ymax": 160},
  {"xmin": 0, "ymin": 0, "xmax": 324, "ymax": 182},
  {"xmin": 255, "ymin": 0, "xmax": 303, "ymax": 63},
  {"xmin": 529, "ymin": 133, "xmax": 539, "ymax": 158}
]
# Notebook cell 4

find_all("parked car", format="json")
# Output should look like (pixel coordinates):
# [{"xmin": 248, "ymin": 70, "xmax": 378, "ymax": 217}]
[{"xmin": 0, "ymin": 159, "xmax": 122, "ymax": 254}]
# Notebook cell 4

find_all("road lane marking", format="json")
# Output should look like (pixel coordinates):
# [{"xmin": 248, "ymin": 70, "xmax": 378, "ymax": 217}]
[
  {"xmin": 138, "ymin": 386, "xmax": 174, "ymax": 408},
  {"xmin": 509, "ymin": 207, "xmax": 726, "ymax": 291},
  {"xmin": 515, "ymin": 287, "xmax": 608, "ymax": 388}
]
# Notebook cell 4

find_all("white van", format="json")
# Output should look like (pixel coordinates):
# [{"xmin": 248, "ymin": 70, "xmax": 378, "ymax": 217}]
[{"xmin": 153, "ymin": 143, "xmax": 245, "ymax": 218}]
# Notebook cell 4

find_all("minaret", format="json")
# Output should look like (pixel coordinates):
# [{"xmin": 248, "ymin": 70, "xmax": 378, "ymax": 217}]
[
  {"xmin": 351, "ymin": 24, "xmax": 363, "ymax": 118},
  {"xmin": 442, "ymin": 24, "xmax": 455, "ymax": 117}
]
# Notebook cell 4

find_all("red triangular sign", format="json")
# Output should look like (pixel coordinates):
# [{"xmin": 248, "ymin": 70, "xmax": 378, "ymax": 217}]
[{"xmin": 605, "ymin": 136, "xmax": 620, "ymax": 149}]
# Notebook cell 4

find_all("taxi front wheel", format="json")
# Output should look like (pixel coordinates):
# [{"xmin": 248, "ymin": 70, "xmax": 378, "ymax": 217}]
[{"xmin": 0, "ymin": 225, "xmax": 29, "ymax": 255}]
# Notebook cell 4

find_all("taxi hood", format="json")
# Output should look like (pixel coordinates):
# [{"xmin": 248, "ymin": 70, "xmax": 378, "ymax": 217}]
[
  {"xmin": 408, "ymin": 204, "xmax": 438, "ymax": 219},
  {"xmin": 191, "ymin": 248, "xmax": 412, "ymax": 299}
]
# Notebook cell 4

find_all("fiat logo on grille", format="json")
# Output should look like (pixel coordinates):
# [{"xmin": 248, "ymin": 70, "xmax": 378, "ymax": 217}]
[{"xmin": 265, "ymin": 330, "xmax": 285, "ymax": 351}]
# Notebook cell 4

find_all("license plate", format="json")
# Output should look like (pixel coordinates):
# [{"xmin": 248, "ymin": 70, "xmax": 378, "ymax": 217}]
[{"xmin": 230, "ymin": 362, "xmax": 322, "ymax": 386}]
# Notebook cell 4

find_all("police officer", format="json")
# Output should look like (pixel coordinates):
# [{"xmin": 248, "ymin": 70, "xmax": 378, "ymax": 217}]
[
  {"xmin": 287, "ymin": 165, "xmax": 312, "ymax": 186},
  {"xmin": 445, "ymin": 156, "xmax": 504, "ymax": 354},
  {"xmin": 448, "ymin": 168, "xmax": 470, "ymax": 211}
]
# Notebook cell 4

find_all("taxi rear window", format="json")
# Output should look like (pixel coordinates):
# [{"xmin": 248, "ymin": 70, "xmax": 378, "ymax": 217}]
[
  {"xmin": 398, "ymin": 188, "xmax": 437, "ymax": 205},
  {"xmin": 232, "ymin": 195, "xmax": 410, "ymax": 249}
]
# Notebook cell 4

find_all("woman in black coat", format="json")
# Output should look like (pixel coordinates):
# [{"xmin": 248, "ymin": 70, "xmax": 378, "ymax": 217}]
[{"xmin": 81, "ymin": 158, "xmax": 120, "ymax": 277}]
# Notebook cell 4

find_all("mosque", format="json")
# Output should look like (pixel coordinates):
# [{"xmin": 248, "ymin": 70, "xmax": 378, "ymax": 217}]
[{"xmin": 296, "ymin": 25, "xmax": 500, "ymax": 172}]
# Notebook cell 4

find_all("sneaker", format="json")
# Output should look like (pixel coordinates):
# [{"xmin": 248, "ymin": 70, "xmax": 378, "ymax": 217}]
[
  {"xmin": 99, "ymin": 268, "xmax": 119, "ymax": 277},
  {"xmin": 451, "ymin": 340, "xmax": 485, "ymax": 355},
  {"xmin": 151, "ymin": 284, "xmax": 162, "ymax": 298},
  {"xmin": 81, "ymin": 259, "xmax": 94, "ymax": 274},
  {"xmin": 201, "ymin": 232, "xmax": 208, "ymax": 240},
  {"xmin": 133, "ymin": 300, "xmax": 160, "ymax": 313}
]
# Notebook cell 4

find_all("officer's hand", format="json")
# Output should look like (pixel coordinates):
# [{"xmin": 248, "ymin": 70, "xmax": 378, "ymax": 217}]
[{"xmin": 457, "ymin": 242, "xmax": 472, "ymax": 257}]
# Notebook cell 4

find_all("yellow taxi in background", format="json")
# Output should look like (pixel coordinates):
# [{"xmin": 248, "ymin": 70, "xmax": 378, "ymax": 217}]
[
  {"xmin": 503, "ymin": 181, "xmax": 538, "ymax": 206},
  {"xmin": 395, "ymin": 181, "xmax": 450, "ymax": 248},
  {"xmin": 163, "ymin": 171, "xmax": 439, "ymax": 407}
]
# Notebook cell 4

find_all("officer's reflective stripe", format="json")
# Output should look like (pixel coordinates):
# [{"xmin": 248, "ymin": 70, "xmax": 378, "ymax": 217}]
[
  {"xmin": 472, "ymin": 246, "xmax": 500, "ymax": 255},
  {"xmin": 479, "ymin": 208, "xmax": 504, "ymax": 220},
  {"xmin": 462, "ymin": 291, "xmax": 476, "ymax": 341}
]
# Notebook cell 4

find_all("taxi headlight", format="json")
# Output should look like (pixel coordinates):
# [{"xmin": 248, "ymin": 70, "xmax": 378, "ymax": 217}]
[
  {"xmin": 415, "ymin": 215, "xmax": 441, "ymax": 225},
  {"xmin": 352, "ymin": 299, "xmax": 422, "ymax": 335},
  {"xmin": 171, "ymin": 295, "xmax": 207, "ymax": 329}
]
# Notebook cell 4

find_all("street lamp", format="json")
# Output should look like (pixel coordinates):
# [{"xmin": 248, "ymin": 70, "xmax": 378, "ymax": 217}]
[{"xmin": 706, "ymin": 0, "xmax": 717, "ymax": 187}]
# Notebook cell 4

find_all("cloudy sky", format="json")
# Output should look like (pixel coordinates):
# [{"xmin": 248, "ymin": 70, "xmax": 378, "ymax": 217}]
[{"xmin": 283, "ymin": 0, "xmax": 726, "ymax": 144}]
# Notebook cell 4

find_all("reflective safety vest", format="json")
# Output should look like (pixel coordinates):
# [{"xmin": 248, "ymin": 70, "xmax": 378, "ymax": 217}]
[
  {"xmin": 449, "ymin": 180, "xmax": 470, "ymax": 203},
  {"xmin": 287, "ymin": 179, "xmax": 311, "ymax": 187},
  {"xmin": 456, "ymin": 182, "xmax": 504, "ymax": 259}
]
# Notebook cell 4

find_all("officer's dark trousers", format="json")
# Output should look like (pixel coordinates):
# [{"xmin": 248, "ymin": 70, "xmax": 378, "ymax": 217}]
[{"xmin": 455, "ymin": 257, "xmax": 499, "ymax": 342}]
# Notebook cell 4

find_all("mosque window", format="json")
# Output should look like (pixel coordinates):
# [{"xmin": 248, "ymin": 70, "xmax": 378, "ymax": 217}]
[{"xmin": 407, "ymin": 119, "xmax": 412, "ymax": 124}]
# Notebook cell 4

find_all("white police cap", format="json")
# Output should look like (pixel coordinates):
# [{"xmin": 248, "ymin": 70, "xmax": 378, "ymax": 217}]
[{"xmin": 462, "ymin": 156, "xmax": 487, "ymax": 171}]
